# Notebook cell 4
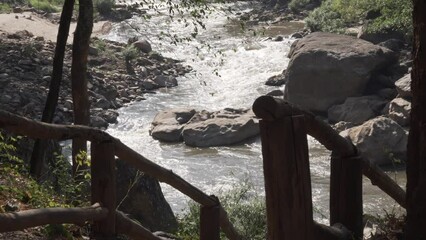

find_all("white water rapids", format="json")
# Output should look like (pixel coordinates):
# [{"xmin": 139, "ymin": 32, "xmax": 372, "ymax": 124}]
[{"xmin": 102, "ymin": 1, "xmax": 405, "ymax": 223}]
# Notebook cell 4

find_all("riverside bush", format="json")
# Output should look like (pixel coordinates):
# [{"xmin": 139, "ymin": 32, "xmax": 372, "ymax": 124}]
[
  {"xmin": 177, "ymin": 180, "xmax": 266, "ymax": 240},
  {"xmin": 306, "ymin": 0, "xmax": 412, "ymax": 38},
  {"xmin": 94, "ymin": 0, "xmax": 114, "ymax": 16}
]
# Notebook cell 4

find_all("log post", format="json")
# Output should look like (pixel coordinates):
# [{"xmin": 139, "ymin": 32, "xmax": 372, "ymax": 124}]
[
  {"xmin": 330, "ymin": 155, "xmax": 363, "ymax": 239},
  {"xmin": 91, "ymin": 140, "xmax": 116, "ymax": 239},
  {"xmin": 200, "ymin": 196, "xmax": 220, "ymax": 240},
  {"xmin": 259, "ymin": 115, "xmax": 314, "ymax": 240}
]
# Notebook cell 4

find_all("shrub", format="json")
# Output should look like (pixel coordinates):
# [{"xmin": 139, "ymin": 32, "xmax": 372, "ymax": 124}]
[
  {"xmin": 177, "ymin": 180, "xmax": 266, "ymax": 240},
  {"xmin": 305, "ymin": 0, "xmax": 346, "ymax": 33},
  {"xmin": 29, "ymin": 0, "xmax": 60, "ymax": 13},
  {"xmin": 0, "ymin": 3, "xmax": 12, "ymax": 13},
  {"xmin": 288, "ymin": 0, "xmax": 312, "ymax": 12},
  {"xmin": 94, "ymin": 0, "xmax": 114, "ymax": 16},
  {"xmin": 122, "ymin": 45, "xmax": 139, "ymax": 62},
  {"xmin": 306, "ymin": 0, "xmax": 412, "ymax": 38}
]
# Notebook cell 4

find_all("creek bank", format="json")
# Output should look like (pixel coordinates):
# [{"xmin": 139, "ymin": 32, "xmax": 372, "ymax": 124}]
[
  {"xmin": 0, "ymin": 30, "xmax": 191, "ymax": 128},
  {"xmin": 0, "ymin": 28, "xmax": 192, "ymax": 233}
]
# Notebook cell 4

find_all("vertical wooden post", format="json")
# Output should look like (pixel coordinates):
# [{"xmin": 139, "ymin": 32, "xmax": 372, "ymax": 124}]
[
  {"xmin": 259, "ymin": 115, "xmax": 314, "ymax": 240},
  {"xmin": 200, "ymin": 196, "xmax": 220, "ymax": 240},
  {"xmin": 91, "ymin": 140, "xmax": 116, "ymax": 239},
  {"xmin": 330, "ymin": 155, "xmax": 363, "ymax": 239}
]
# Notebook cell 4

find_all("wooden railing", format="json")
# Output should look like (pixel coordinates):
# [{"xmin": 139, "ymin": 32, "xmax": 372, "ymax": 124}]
[
  {"xmin": 0, "ymin": 95, "xmax": 407, "ymax": 240},
  {"xmin": 0, "ymin": 110, "xmax": 242, "ymax": 240},
  {"xmin": 252, "ymin": 96, "xmax": 406, "ymax": 240}
]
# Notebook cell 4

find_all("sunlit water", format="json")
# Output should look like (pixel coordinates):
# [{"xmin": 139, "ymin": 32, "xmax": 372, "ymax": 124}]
[{"xmin": 103, "ymin": 1, "xmax": 405, "ymax": 223}]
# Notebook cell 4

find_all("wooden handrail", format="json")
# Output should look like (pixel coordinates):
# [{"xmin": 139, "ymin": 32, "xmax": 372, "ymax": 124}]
[
  {"xmin": 252, "ymin": 96, "xmax": 406, "ymax": 208},
  {"xmin": 0, "ymin": 110, "xmax": 243, "ymax": 239},
  {"xmin": 0, "ymin": 203, "xmax": 108, "ymax": 233},
  {"xmin": 116, "ymin": 211, "xmax": 164, "ymax": 240}
]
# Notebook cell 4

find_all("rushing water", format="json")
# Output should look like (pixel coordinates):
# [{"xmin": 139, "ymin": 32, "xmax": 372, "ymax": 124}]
[{"xmin": 103, "ymin": 1, "xmax": 405, "ymax": 222}]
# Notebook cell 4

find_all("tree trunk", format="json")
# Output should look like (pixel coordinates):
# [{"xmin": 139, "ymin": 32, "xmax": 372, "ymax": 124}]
[
  {"xmin": 71, "ymin": 0, "xmax": 93, "ymax": 175},
  {"xmin": 29, "ymin": 0, "xmax": 75, "ymax": 179},
  {"xmin": 406, "ymin": 0, "xmax": 426, "ymax": 238}
]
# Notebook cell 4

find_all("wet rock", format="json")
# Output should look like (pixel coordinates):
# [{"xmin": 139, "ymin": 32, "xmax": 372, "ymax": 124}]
[
  {"xmin": 182, "ymin": 108, "xmax": 259, "ymax": 147},
  {"xmin": 340, "ymin": 116, "xmax": 407, "ymax": 165},
  {"xmin": 90, "ymin": 115, "xmax": 108, "ymax": 128},
  {"xmin": 150, "ymin": 108, "xmax": 196, "ymax": 142},
  {"xmin": 133, "ymin": 39, "xmax": 152, "ymax": 53},
  {"xmin": 266, "ymin": 90, "xmax": 283, "ymax": 96},
  {"xmin": 265, "ymin": 70, "xmax": 286, "ymax": 86},
  {"xmin": 284, "ymin": 32, "xmax": 397, "ymax": 114},
  {"xmin": 273, "ymin": 35, "xmax": 284, "ymax": 42},
  {"xmin": 153, "ymin": 75, "xmax": 178, "ymax": 88},
  {"xmin": 94, "ymin": 97, "xmax": 112, "ymax": 109}
]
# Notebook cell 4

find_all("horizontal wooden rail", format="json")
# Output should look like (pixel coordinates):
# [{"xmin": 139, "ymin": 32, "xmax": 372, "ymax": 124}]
[
  {"xmin": 0, "ymin": 110, "xmax": 243, "ymax": 240},
  {"xmin": 252, "ymin": 96, "xmax": 406, "ymax": 208},
  {"xmin": 116, "ymin": 211, "xmax": 164, "ymax": 240},
  {"xmin": 0, "ymin": 203, "xmax": 107, "ymax": 233}
]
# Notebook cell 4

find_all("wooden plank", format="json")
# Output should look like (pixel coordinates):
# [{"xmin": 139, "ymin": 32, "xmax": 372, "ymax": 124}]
[
  {"xmin": 259, "ymin": 115, "xmax": 314, "ymax": 240},
  {"xmin": 91, "ymin": 140, "xmax": 116, "ymax": 239},
  {"xmin": 0, "ymin": 203, "xmax": 107, "ymax": 233},
  {"xmin": 200, "ymin": 196, "xmax": 220, "ymax": 240},
  {"xmin": 330, "ymin": 155, "xmax": 363, "ymax": 239}
]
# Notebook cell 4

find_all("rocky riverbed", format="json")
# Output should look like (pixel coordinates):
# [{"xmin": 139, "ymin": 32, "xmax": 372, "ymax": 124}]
[{"xmin": 0, "ymin": 29, "xmax": 191, "ymax": 128}]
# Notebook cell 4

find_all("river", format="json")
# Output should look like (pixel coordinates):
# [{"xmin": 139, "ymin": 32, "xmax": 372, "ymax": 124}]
[{"xmin": 103, "ymin": 1, "xmax": 405, "ymax": 223}]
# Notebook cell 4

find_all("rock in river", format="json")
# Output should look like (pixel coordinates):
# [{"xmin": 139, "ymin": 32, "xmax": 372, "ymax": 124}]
[{"xmin": 284, "ymin": 32, "xmax": 397, "ymax": 114}]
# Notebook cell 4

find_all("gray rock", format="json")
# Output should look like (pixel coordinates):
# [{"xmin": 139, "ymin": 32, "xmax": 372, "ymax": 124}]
[
  {"xmin": 395, "ymin": 74, "xmax": 411, "ymax": 99},
  {"xmin": 150, "ymin": 108, "xmax": 197, "ymax": 142},
  {"xmin": 94, "ymin": 97, "xmax": 112, "ymax": 109},
  {"xmin": 90, "ymin": 115, "xmax": 108, "ymax": 128},
  {"xmin": 284, "ymin": 32, "xmax": 397, "ymax": 114},
  {"xmin": 182, "ymin": 108, "xmax": 259, "ymax": 147},
  {"xmin": 141, "ymin": 79, "xmax": 159, "ymax": 90},
  {"xmin": 132, "ymin": 39, "xmax": 152, "ymax": 53},
  {"xmin": 383, "ymin": 98, "xmax": 411, "ymax": 127},
  {"xmin": 116, "ymin": 160, "xmax": 177, "ymax": 232},
  {"xmin": 265, "ymin": 70, "xmax": 286, "ymax": 86},
  {"xmin": 340, "ymin": 116, "xmax": 407, "ymax": 165},
  {"xmin": 273, "ymin": 35, "xmax": 284, "ymax": 42},
  {"xmin": 153, "ymin": 75, "xmax": 178, "ymax": 88},
  {"xmin": 328, "ymin": 96, "xmax": 387, "ymax": 125},
  {"xmin": 266, "ymin": 90, "xmax": 284, "ymax": 96}
]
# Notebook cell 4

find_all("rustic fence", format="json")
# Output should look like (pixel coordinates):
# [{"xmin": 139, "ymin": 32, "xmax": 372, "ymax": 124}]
[
  {"xmin": 252, "ymin": 95, "xmax": 406, "ymax": 240},
  {"xmin": 0, "ymin": 110, "xmax": 241, "ymax": 240},
  {"xmin": 0, "ymin": 95, "xmax": 407, "ymax": 239}
]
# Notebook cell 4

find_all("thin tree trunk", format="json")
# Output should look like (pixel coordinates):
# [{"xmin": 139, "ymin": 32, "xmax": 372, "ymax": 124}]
[
  {"xmin": 29, "ymin": 0, "xmax": 75, "ymax": 179},
  {"xmin": 406, "ymin": 0, "xmax": 426, "ymax": 238},
  {"xmin": 71, "ymin": 0, "xmax": 93, "ymax": 175}
]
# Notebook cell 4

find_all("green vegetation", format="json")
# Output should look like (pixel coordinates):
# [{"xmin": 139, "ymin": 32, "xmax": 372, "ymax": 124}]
[
  {"xmin": 94, "ymin": 0, "xmax": 114, "ymax": 16},
  {"xmin": 0, "ymin": 3, "xmax": 12, "ymax": 13},
  {"xmin": 0, "ymin": 131, "xmax": 91, "ymax": 238},
  {"xmin": 288, "ymin": 0, "xmax": 311, "ymax": 12},
  {"xmin": 306, "ymin": 0, "xmax": 412, "ymax": 38},
  {"xmin": 177, "ymin": 180, "xmax": 267, "ymax": 240},
  {"xmin": 28, "ymin": 0, "xmax": 64, "ymax": 13}
]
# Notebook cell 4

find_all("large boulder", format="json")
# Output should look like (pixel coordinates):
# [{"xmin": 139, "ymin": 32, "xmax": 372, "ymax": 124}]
[
  {"xmin": 383, "ymin": 98, "xmax": 411, "ymax": 127},
  {"xmin": 328, "ymin": 95, "xmax": 387, "ymax": 125},
  {"xmin": 340, "ymin": 116, "xmax": 408, "ymax": 165},
  {"xmin": 395, "ymin": 73, "xmax": 412, "ymax": 99},
  {"xmin": 150, "ymin": 108, "xmax": 196, "ymax": 142},
  {"xmin": 116, "ymin": 160, "xmax": 177, "ymax": 232},
  {"xmin": 284, "ymin": 32, "xmax": 397, "ymax": 114},
  {"xmin": 182, "ymin": 108, "xmax": 259, "ymax": 147}
]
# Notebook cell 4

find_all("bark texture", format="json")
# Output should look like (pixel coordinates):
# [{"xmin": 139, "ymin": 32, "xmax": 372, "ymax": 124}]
[{"xmin": 406, "ymin": 0, "xmax": 426, "ymax": 238}]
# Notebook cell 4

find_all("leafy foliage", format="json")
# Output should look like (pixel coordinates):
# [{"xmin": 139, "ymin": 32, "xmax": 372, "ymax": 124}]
[
  {"xmin": 288, "ymin": 0, "xmax": 312, "ymax": 12},
  {"xmin": 306, "ymin": 0, "xmax": 412, "ymax": 37},
  {"xmin": 177, "ymin": 180, "xmax": 266, "ymax": 240},
  {"xmin": 94, "ymin": 0, "xmax": 114, "ymax": 16},
  {"xmin": 28, "ymin": 0, "xmax": 62, "ymax": 13}
]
